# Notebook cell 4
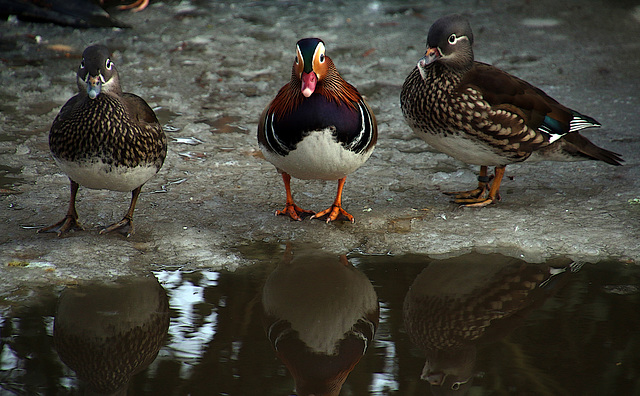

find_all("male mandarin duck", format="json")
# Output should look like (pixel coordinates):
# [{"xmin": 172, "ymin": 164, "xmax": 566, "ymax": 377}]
[
  {"xmin": 262, "ymin": 248, "xmax": 379, "ymax": 396},
  {"xmin": 258, "ymin": 38, "xmax": 377, "ymax": 223},
  {"xmin": 401, "ymin": 14, "xmax": 623, "ymax": 207},
  {"xmin": 39, "ymin": 45, "xmax": 167, "ymax": 236}
]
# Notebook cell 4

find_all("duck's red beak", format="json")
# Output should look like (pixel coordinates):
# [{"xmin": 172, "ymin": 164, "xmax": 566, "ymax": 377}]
[
  {"xmin": 301, "ymin": 72, "xmax": 317, "ymax": 97},
  {"xmin": 419, "ymin": 47, "xmax": 441, "ymax": 67}
]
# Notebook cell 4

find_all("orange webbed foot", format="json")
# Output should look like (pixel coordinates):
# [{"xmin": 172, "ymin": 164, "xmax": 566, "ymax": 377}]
[
  {"xmin": 455, "ymin": 195, "xmax": 500, "ymax": 207},
  {"xmin": 38, "ymin": 215, "xmax": 84, "ymax": 236},
  {"xmin": 443, "ymin": 185, "xmax": 489, "ymax": 200},
  {"xmin": 100, "ymin": 217, "xmax": 134, "ymax": 237},
  {"xmin": 311, "ymin": 205, "xmax": 355, "ymax": 223},
  {"xmin": 276, "ymin": 203, "xmax": 315, "ymax": 221},
  {"xmin": 444, "ymin": 167, "xmax": 493, "ymax": 200},
  {"xmin": 447, "ymin": 165, "xmax": 505, "ymax": 208}
]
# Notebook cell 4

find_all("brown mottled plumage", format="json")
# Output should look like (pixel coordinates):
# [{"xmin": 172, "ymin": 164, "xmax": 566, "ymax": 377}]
[
  {"xmin": 39, "ymin": 44, "xmax": 166, "ymax": 236},
  {"xmin": 403, "ymin": 254, "xmax": 577, "ymax": 390},
  {"xmin": 54, "ymin": 275, "xmax": 169, "ymax": 394},
  {"xmin": 401, "ymin": 14, "xmax": 622, "ymax": 207}
]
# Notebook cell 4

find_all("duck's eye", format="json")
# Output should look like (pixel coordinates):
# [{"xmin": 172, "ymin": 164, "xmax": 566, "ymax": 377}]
[
  {"xmin": 80, "ymin": 59, "xmax": 85, "ymax": 69},
  {"xmin": 448, "ymin": 34, "xmax": 458, "ymax": 44},
  {"xmin": 295, "ymin": 56, "xmax": 299, "ymax": 65},
  {"xmin": 319, "ymin": 53, "xmax": 325, "ymax": 63},
  {"xmin": 105, "ymin": 58, "xmax": 113, "ymax": 70}
]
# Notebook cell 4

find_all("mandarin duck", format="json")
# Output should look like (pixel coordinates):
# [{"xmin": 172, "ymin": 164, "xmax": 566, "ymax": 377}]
[
  {"xmin": 403, "ymin": 254, "xmax": 577, "ymax": 392},
  {"xmin": 262, "ymin": 248, "xmax": 379, "ymax": 395},
  {"xmin": 39, "ymin": 44, "xmax": 167, "ymax": 236},
  {"xmin": 54, "ymin": 275, "xmax": 169, "ymax": 394},
  {"xmin": 401, "ymin": 14, "xmax": 623, "ymax": 207},
  {"xmin": 258, "ymin": 38, "xmax": 377, "ymax": 223}
]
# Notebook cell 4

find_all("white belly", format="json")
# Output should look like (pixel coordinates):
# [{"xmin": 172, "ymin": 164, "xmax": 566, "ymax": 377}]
[
  {"xmin": 55, "ymin": 158, "xmax": 159, "ymax": 192},
  {"xmin": 261, "ymin": 129, "xmax": 373, "ymax": 180},
  {"xmin": 417, "ymin": 132, "xmax": 510, "ymax": 166}
]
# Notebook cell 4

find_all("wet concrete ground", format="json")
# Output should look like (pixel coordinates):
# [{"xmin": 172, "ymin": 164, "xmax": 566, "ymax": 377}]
[{"xmin": 1, "ymin": 0, "xmax": 639, "ymax": 289}]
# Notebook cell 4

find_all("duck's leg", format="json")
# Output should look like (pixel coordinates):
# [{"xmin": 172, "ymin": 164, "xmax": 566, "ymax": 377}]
[
  {"xmin": 456, "ymin": 166, "xmax": 505, "ymax": 207},
  {"xmin": 444, "ymin": 165, "xmax": 491, "ymax": 200},
  {"xmin": 100, "ymin": 186, "xmax": 142, "ymax": 236},
  {"xmin": 38, "ymin": 179, "xmax": 84, "ymax": 236},
  {"xmin": 311, "ymin": 177, "xmax": 355, "ymax": 223},
  {"xmin": 276, "ymin": 173, "xmax": 315, "ymax": 221}
]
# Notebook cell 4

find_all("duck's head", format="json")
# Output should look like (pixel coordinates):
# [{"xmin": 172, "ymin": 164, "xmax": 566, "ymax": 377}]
[
  {"xmin": 293, "ymin": 37, "xmax": 331, "ymax": 98},
  {"xmin": 419, "ymin": 14, "xmax": 474, "ymax": 72},
  {"xmin": 77, "ymin": 44, "xmax": 119, "ymax": 99}
]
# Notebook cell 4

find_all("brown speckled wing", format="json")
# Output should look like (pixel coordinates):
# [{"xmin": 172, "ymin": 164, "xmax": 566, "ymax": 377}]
[
  {"xmin": 461, "ymin": 62, "xmax": 573, "ymax": 136},
  {"xmin": 121, "ymin": 93, "xmax": 160, "ymax": 126},
  {"xmin": 121, "ymin": 93, "xmax": 167, "ymax": 168}
]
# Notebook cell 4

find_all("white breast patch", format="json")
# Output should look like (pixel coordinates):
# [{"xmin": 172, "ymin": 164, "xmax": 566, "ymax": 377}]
[
  {"xmin": 261, "ymin": 128, "xmax": 373, "ymax": 180},
  {"xmin": 54, "ymin": 158, "xmax": 159, "ymax": 192},
  {"xmin": 417, "ymin": 132, "xmax": 512, "ymax": 166}
]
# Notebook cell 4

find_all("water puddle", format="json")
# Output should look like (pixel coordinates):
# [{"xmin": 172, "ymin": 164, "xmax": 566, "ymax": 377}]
[
  {"xmin": 199, "ymin": 115, "xmax": 248, "ymax": 134},
  {"xmin": 153, "ymin": 107, "xmax": 182, "ymax": 129},
  {"xmin": 0, "ymin": 165, "xmax": 25, "ymax": 192},
  {"xmin": 0, "ymin": 246, "xmax": 638, "ymax": 395}
]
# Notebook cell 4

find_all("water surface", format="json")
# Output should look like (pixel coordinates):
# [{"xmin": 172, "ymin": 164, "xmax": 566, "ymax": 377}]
[{"xmin": 1, "ymin": 247, "xmax": 638, "ymax": 395}]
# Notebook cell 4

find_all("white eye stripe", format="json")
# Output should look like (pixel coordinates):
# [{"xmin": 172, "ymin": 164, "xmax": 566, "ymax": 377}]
[
  {"xmin": 295, "ymin": 45, "xmax": 304, "ymax": 68},
  {"xmin": 448, "ymin": 33, "xmax": 467, "ymax": 45},
  {"xmin": 105, "ymin": 58, "xmax": 113, "ymax": 70},
  {"xmin": 313, "ymin": 42, "xmax": 326, "ymax": 65}
]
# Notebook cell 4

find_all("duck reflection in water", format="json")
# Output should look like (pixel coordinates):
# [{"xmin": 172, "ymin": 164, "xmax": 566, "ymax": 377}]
[
  {"xmin": 403, "ymin": 254, "xmax": 580, "ymax": 395},
  {"xmin": 261, "ymin": 247, "xmax": 379, "ymax": 396},
  {"xmin": 53, "ymin": 274, "xmax": 170, "ymax": 395}
]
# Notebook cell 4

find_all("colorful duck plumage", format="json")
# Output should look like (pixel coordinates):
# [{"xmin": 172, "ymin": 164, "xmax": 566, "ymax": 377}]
[{"xmin": 258, "ymin": 38, "xmax": 377, "ymax": 222}]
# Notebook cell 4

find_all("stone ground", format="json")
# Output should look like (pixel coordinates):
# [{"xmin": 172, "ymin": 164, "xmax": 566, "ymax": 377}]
[{"xmin": 1, "ymin": 0, "xmax": 639, "ymax": 289}]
